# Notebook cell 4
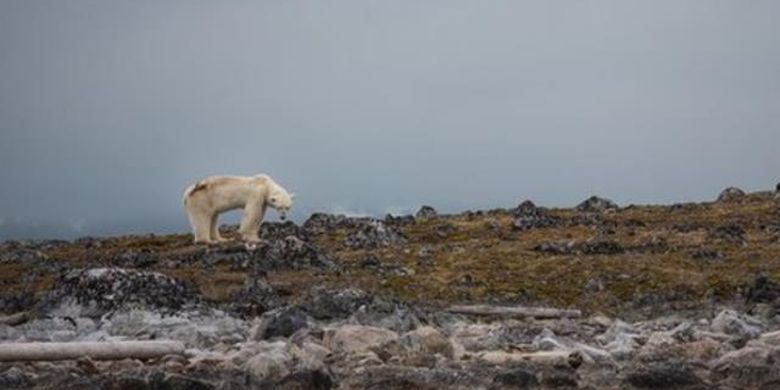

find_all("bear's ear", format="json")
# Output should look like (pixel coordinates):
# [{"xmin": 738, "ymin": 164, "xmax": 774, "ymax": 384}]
[{"xmin": 290, "ymin": 193, "xmax": 296, "ymax": 200}]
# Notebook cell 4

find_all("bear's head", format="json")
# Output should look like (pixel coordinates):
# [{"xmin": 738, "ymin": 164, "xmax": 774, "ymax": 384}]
[{"xmin": 268, "ymin": 186, "xmax": 295, "ymax": 221}]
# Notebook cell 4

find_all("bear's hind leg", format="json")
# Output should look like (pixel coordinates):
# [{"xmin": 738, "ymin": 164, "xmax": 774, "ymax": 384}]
[{"xmin": 210, "ymin": 212, "xmax": 229, "ymax": 243}]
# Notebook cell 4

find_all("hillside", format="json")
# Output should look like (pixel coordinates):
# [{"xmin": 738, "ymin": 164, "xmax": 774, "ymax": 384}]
[{"xmin": 1, "ymin": 187, "xmax": 780, "ymax": 389}]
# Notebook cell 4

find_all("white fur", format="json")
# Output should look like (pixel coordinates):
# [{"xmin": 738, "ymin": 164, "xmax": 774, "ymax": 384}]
[{"xmin": 183, "ymin": 174, "xmax": 294, "ymax": 244}]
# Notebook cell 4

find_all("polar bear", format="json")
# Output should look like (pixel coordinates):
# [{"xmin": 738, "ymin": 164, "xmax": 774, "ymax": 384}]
[{"xmin": 183, "ymin": 174, "xmax": 294, "ymax": 244}]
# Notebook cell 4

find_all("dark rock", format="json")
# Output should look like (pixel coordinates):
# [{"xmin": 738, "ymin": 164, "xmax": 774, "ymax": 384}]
[
  {"xmin": 534, "ymin": 241, "xmax": 576, "ymax": 255},
  {"xmin": 513, "ymin": 214, "xmax": 558, "ymax": 232},
  {"xmin": 43, "ymin": 268, "xmax": 199, "ymax": 317},
  {"xmin": 257, "ymin": 236, "xmax": 334, "ymax": 270},
  {"xmin": 275, "ymin": 369, "xmax": 333, "ymax": 390},
  {"xmin": 576, "ymin": 196, "xmax": 618, "ymax": 212},
  {"xmin": 203, "ymin": 236, "xmax": 335, "ymax": 271},
  {"xmin": 359, "ymin": 254, "xmax": 382, "ymax": 269},
  {"xmin": 384, "ymin": 214, "xmax": 415, "ymax": 226},
  {"xmin": 540, "ymin": 369, "xmax": 579, "ymax": 388},
  {"xmin": 258, "ymin": 307, "xmax": 309, "ymax": 339},
  {"xmin": 74, "ymin": 236, "xmax": 104, "ymax": 249},
  {"xmin": 344, "ymin": 221, "xmax": 406, "ymax": 249},
  {"xmin": 101, "ymin": 376, "xmax": 151, "ymax": 390},
  {"xmin": 534, "ymin": 240, "xmax": 624, "ymax": 255},
  {"xmin": 358, "ymin": 255, "xmax": 414, "ymax": 277},
  {"xmin": 343, "ymin": 366, "xmax": 486, "ymax": 389},
  {"xmin": 746, "ymin": 275, "xmax": 780, "ymax": 305},
  {"xmin": 2, "ymin": 239, "xmax": 69, "ymax": 252},
  {"xmin": 149, "ymin": 372, "xmax": 215, "ymax": 390},
  {"xmin": 709, "ymin": 223, "xmax": 747, "ymax": 245},
  {"xmin": 690, "ymin": 248, "xmax": 723, "ymax": 260},
  {"xmin": 434, "ymin": 223, "xmax": 457, "ymax": 238},
  {"xmin": 299, "ymin": 287, "xmax": 373, "ymax": 320},
  {"xmin": 260, "ymin": 221, "xmax": 310, "ymax": 241},
  {"xmin": 461, "ymin": 210, "xmax": 484, "ymax": 220},
  {"xmin": 0, "ymin": 293, "xmax": 36, "ymax": 315},
  {"xmin": 717, "ymin": 187, "xmax": 746, "ymax": 202},
  {"xmin": 776, "ymin": 182, "xmax": 780, "ymax": 192},
  {"xmin": 512, "ymin": 200, "xmax": 540, "ymax": 217},
  {"xmin": 229, "ymin": 274, "xmax": 282, "ymax": 317},
  {"xmin": 0, "ymin": 367, "xmax": 30, "ymax": 388},
  {"xmin": 303, "ymin": 213, "xmax": 368, "ymax": 234},
  {"xmin": 511, "ymin": 200, "xmax": 560, "ymax": 231},
  {"xmin": 492, "ymin": 368, "xmax": 538, "ymax": 388},
  {"xmin": 568, "ymin": 213, "xmax": 604, "ymax": 227},
  {"xmin": 623, "ymin": 362, "xmax": 701, "ymax": 389},
  {"xmin": 672, "ymin": 223, "xmax": 705, "ymax": 233},
  {"xmin": 111, "ymin": 250, "xmax": 158, "ymax": 268},
  {"xmin": 0, "ymin": 248, "xmax": 49, "ymax": 265},
  {"xmin": 668, "ymin": 203, "xmax": 701, "ymax": 213},
  {"xmin": 416, "ymin": 205, "xmax": 438, "ymax": 219}
]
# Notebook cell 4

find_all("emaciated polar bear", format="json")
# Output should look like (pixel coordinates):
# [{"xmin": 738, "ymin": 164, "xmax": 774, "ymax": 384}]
[{"xmin": 183, "ymin": 174, "xmax": 294, "ymax": 244}]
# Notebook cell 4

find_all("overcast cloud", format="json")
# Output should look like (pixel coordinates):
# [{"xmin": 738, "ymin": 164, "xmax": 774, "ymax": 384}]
[{"xmin": 1, "ymin": 1, "xmax": 779, "ymax": 239}]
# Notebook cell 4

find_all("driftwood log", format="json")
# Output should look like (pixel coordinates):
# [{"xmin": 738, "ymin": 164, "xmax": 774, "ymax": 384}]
[
  {"xmin": 479, "ymin": 350, "xmax": 584, "ymax": 368},
  {"xmin": 446, "ymin": 305, "xmax": 582, "ymax": 319},
  {"xmin": 0, "ymin": 341, "xmax": 185, "ymax": 362}
]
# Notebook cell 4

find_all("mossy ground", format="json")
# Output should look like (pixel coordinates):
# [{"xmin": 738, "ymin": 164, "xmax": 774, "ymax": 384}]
[{"xmin": 3, "ymin": 193, "xmax": 779, "ymax": 317}]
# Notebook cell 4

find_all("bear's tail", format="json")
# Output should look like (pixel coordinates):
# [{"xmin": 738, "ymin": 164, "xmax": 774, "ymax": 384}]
[
  {"xmin": 183, "ymin": 181, "xmax": 209, "ymax": 205},
  {"xmin": 183, "ymin": 185, "xmax": 195, "ymax": 205}
]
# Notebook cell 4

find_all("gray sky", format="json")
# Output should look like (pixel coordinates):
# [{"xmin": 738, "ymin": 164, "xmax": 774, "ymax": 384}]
[{"xmin": 1, "ymin": 1, "xmax": 779, "ymax": 239}]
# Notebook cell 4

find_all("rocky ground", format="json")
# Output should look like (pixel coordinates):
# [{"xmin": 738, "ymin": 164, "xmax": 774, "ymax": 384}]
[{"xmin": 2, "ymin": 186, "xmax": 780, "ymax": 389}]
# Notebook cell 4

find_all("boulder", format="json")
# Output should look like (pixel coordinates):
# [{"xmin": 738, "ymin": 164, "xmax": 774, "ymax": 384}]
[
  {"xmin": 710, "ymin": 309, "xmax": 763, "ymax": 339},
  {"xmin": 303, "ymin": 213, "xmax": 353, "ymax": 234},
  {"xmin": 711, "ymin": 346, "xmax": 780, "ymax": 387},
  {"xmin": 415, "ymin": 205, "xmax": 438, "ymax": 219},
  {"xmin": 512, "ymin": 200, "xmax": 539, "ymax": 217},
  {"xmin": 680, "ymin": 338, "xmax": 728, "ymax": 362},
  {"xmin": 623, "ymin": 362, "xmax": 702, "ymax": 389},
  {"xmin": 299, "ymin": 287, "xmax": 373, "ymax": 320},
  {"xmin": 384, "ymin": 214, "xmax": 415, "ymax": 226},
  {"xmin": 43, "ymin": 268, "xmax": 198, "ymax": 317},
  {"xmin": 758, "ymin": 330, "xmax": 780, "ymax": 346},
  {"xmin": 243, "ymin": 341, "xmax": 294, "ymax": 384},
  {"xmin": 323, "ymin": 325, "xmax": 398, "ymax": 354},
  {"xmin": 253, "ymin": 307, "xmax": 309, "ymax": 340},
  {"xmin": 597, "ymin": 320, "xmax": 641, "ymax": 360},
  {"xmin": 259, "ymin": 221, "xmax": 309, "ymax": 241},
  {"xmin": 344, "ymin": 221, "xmax": 406, "ymax": 249},
  {"xmin": 228, "ymin": 273, "xmax": 282, "ymax": 317},
  {"xmin": 376, "ymin": 326, "xmax": 453, "ymax": 366},
  {"xmin": 717, "ymin": 187, "xmax": 746, "ymax": 202},
  {"xmin": 511, "ymin": 201, "xmax": 559, "ymax": 231},
  {"xmin": 576, "ymin": 196, "xmax": 618, "ymax": 212}
]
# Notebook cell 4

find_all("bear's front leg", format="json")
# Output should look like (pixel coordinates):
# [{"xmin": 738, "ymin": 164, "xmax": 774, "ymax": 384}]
[{"xmin": 238, "ymin": 201, "xmax": 266, "ymax": 243}]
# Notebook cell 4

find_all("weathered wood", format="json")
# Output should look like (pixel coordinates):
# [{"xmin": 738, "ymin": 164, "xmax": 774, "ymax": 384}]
[
  {"xmin": 0, "ymin": 312, "xmax": 31, "ymax": 326},
  {"xmin": 446, "ymin": 305, "xmax": 582, "ymax": 319},
  {"xmin": 479, "ymin": 350, "xmax": 584, "ymax": 368},
  {"xmin": 0, "ymin": 341, "xmax": 185, "ymax": 362}
]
